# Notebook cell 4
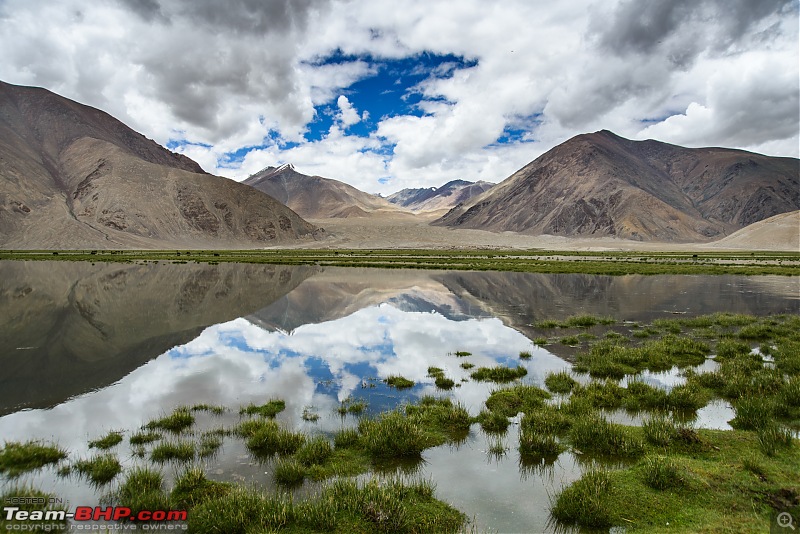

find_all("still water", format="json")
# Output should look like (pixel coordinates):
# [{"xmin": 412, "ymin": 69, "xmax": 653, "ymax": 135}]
[{"xmin": 1, "ymin": 261, "xmax": 798, "ymax": 532}]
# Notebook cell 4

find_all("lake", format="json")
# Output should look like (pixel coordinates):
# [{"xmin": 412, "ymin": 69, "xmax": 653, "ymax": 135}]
[{"xmin": 1, "ymin": 260, "xmax": 798, "ymax": 532}]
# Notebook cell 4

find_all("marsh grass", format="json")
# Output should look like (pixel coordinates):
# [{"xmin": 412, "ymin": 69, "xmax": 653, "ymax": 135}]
[
  {"xmin": 484, "ymin": 384, "xmax": 551, "ymax": 417},
  {"xmin": 198, "ymin": 432, "xmax": 223, "ymax": 458},
  {"xmin": 88, "ymin": 431, "xmax": 123, "ymax": 450},
  {"xmin": 459, "ymin": 362, "xmax": 475, "ymax": 370},
  {"xmin": 145, "ymin": 408, "xmax": 195, "ymax": 433},
  {"xmin": 0, "ymin": 440, "xmax": 67, "ymax": 477},
  {"xmin": 642, "ymin": 414, "xmax": 677, "ymax": 447},
  {"xmin": 273, "ymin": 458, "xmax": 307, "ymax": 486},
  {"xmin": 129, "ymin": 431, "xmax": 161, "ymax": 446},
  {"xmin": 519, "ymin": 427, "xmax": 563, "ymax": 461},
  {"xmin": 454, "ymin": 351, "xmax": 472, "ymax": 357},
  {"xmin": 244, "ymin": 423, "xmax": 305, "ymax": 459},
  {"xmin": 470, "ymin": 365, "xmax": 528, "ymax": 383},
  {"xmin": 359, "ymin": 411, "xmax": 427, "ymax": 458},
  {"xmin": 476, "ymin": 410, "xmax": 509, "ymax": 434},
  {"xmin": 521, "ymin": 405, "xmax": 571, "ymax": 436},
  {"xmin": 533, "ymin": 337, "xmax": 548, "ymax": 346},
  {"xmin": 73, "ymin": 454, "xmax": 122, "ymax": 486},
  {"xmin": 171, "ymin": 467, "xmax": 231, "ymax": 509},
  {"xmin": 295, "ymin": 436, "xmax": 333, "ymax": 467},
  {"xmin": 730, "ymin": 396, "xmax": 775, "ymax": 430},
  {"xmin": 434, "ymin": 375, "xmax": 455, "ymax": 390},
  {"xmin": 302, "ymin": 408, "xmax": 320, "ymax": 422},
  {"xmin": 333, "ymin": 428, "xmax": 360, "ymax": 449},
  {"xmin": 757, "ymin": 424, "xmax": 794, "ymax": 456},
  {"xmin": 190, "ymin": 403, "xmax": 226, "ymax": 415},
  {"xmin": 519, "ymin": 351, "xmax": 532, "ymax": 360},
  {"xmin": 544, "ymin": 370, "xmax": 578, "ymax": 394},
  {"xmin": 641, "ymin": 455, "xmax": 684, "ymax": 490},
  {"xmin": 337, "ymin": 396, "xmax": 367, "ymax": 416},
  {"xmin": 560, "ymin": 335, "xmax": 581, "ymax": 346},
  {"xmin": 117, "ymin": 467, "xmax": 170, "ymax": 515},
  {"xmin": 386, "ymin": 375, "xmax": 415, "ymax": 389},
  {"xmin": 240, "ymin": 399, "xmax": 286, "ymax": 418},
  {"xmin": 150, "ymin": 440, "xmax": 195, "ymax": 463},
  {"xmin": 570, "ymin": 415, "xmax": 644, "ymax": 457},
  {"xmin": 549, "ymin": 468, "xmax": 616, "ymax": 529}
]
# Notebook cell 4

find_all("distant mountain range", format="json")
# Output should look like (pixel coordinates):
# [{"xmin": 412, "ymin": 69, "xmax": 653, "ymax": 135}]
[
  {"xmin": 243, "ymin": 164, "xmax": 408, "ymax": 219},
  {"xmin": 0, "ymin": 81, "xmax": 322, "ymax": 249},
  {"xmin": 386, "ymin": 180, "xmax": 495, "ymax": 213},
  {"xmin": 434, "ymin": 130, "xmax": 799, "ymax": 241},
  {"xmin": 2, "ymin": 81, "xmax": 797, "ymax": 248}
]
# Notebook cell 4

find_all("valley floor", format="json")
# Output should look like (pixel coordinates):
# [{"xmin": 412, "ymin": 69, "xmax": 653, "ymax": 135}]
[{"xmin": 299, "ymin": 211, "xmax": 800, "ymax": 252}]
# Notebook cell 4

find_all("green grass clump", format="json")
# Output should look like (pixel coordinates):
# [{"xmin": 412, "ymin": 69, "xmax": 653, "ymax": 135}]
[
  {"xmin": 190, "ymin": 403, "xmax": 226, "ymax": 415},
  {"xmin": 641, "ymin": 455, "xmax": 684, "ymax": 490},
  {"xmin": 470, "ymin": 365, "xmax": 528, "ymax": 383},
  {"xmin": 544, "ymin": 370, "xmax": 578, "ymax": 394},
  {"xmin": 243, "ymin": 421, "xmax": 305, "ymax": 458},
  {"xmin": 642, "ymin": 414, "xmax": 677, "ymax": 447},
  {"xmin": 519, "ymin": 351, "xmax": 532, "ymax": 360},
  {"xmin": 295, "ymin": 436, "xmax": 333, "ymax": 467},
  {"xmin": 519, "ymin": 427, "xmax": 564, "ymax": 461},
  {"xmin": 573, "ymin": 380, "xmax": 627, "ymax": 409},
  {"xmin": 454, "ymin": 350, "xmax": 472, "ymax": 357},
  {"xmin": 459, "ymin": 362, "xmax": 475, "ymax": 370},
  {"xmin": 150, "ymin": 440, "xmax": 195, "ymax": 463},
  {"xmin": 88, "ymin": 431, "xmax": 123, "ymax": 450},
  {"xmin": 117, "ymin": 467, "xmax": 170, "ymax": 515},
  {"xmin": 0, "ymin": 440, "xmax": 67, "ymax": 477},
  {"xmin": 130, "ymin": 430, "xmax": 161, "ymax": 446},
  {"xmin": 550, "ymin": 469, "xmax": 616, "ymax": 529},
  {"xmin": 333, "ymin": 428, "xmax": 360, "ymax": 449},
  {"xmin": 476, "ymin": 410, "xmax": 510, "ymax": 434},
  {"xmin": 337, "ymin": 396, "xmax": 367, "ymax": 415},
  {"xmin": 714, "ymin": 339, "xmax": 752, "ymax": 359},
  {"xmin": 434, "ymin": 375, "xmax": 455, "ymax": 389},
  {"xmin": 536, "ymin": 320, "xmax": 561, "ymax": 329},
  {"xmin": 171, "ymin": 467, "xmax": 231, "ymax": 509},
  {"xmin": 484, "ymin": 384, "xmax": 551, "ymax": 417},
  {"xmin": 560, "ymin": 335, "xmax": 581, "ymax": 346},
  {"xmin": 757, "ymin": 424, "xmax": 794, "ymax": 456},
  {"xmin": 145, "ymin": 408, "xmax": 195, "ymax": 433},
  {"xmin": 73, "ymin": 454, "xmax": 122, "ymax": 486},
  {"xmin": 273, "ymin": 458, "xmax": 307, "ymax": 486},
  {"xmin": 569, "ymin": 415, "xmax": 644, "ymax": 457},
  {"xmin": 522, "ymin": 405, "xmax": 572, "ymax": 436},
  {"xmin": 624, "ymin": 380, "xmax": 669, "ymax": 411},
  {"xmin": 240, "ymin": 399, "xmax": 286, "ymax": 418},
  {"xmin": 405, "ymin": 397, "xmax": 472, "ymax": 443},
  {"xmin": 730, "ymin": 396, "xmax": 775, "ymax": 430},
  {"xmin": 198, "ymin": 432, "xmax": 223, "ymax": 458},
  {"xmin": 302, "ymin": 408, "xmax": 320, "ymax": 422},
  {"xmin": 666, "ymin": 383, "xmax": 710, "ymax": 412},
  {"xmin": 385, "ymin": 375, "xmax": 415, "ymax": 389},
  {"xmin": 358, "ymin": 411, "xmax": 428, "ymax": 458},
  {"xmin": 564, "ymin": 314, "xmax": 603, "ymax": 328},
  {"xmin": 533, "ymin": 337, "xmax": 548, "ymax": 346}
]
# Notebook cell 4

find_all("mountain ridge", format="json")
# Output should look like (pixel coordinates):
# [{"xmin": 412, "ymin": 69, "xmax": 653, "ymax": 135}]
[
  {"xmin": 434, "ymin": 130, "xmax": 799, "ymax": 242},
  {"xmin": 0, "ymin": 81, "xmax": 322, "ymax": 249}
]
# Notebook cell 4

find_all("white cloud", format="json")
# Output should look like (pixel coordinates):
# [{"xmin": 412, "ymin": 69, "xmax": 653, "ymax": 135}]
[{"xmin": 0, "ymin": 0, "xmax": 796, "ymax": 193}]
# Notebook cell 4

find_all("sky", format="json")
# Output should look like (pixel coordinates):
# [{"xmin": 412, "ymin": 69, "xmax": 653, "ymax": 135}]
[{"xmin": 0, "ymin": 0, "xmax": 798, "ymax": 195}]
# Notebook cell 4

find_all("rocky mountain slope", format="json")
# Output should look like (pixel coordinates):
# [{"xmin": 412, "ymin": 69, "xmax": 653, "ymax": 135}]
[
  {"xmin": 435, "ymin": 130, "xmax": 799, "ymax": 242},
  {"xmin": 243, "ymin": 164, "xmax": 409, "ymax": 219},
  {"xmin": 387, "ymin": 180, "xmax": 494, "ymax": 212},
  {"xmin": 0, "ymin": 81, "xmax": 322, "ymax": 249}
]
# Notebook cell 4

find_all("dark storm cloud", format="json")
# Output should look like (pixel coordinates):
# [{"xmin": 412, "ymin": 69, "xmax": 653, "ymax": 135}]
[
  {"xmin": 598, "ymin": 0, "xmax": 795, "ymax": 64},
  {"xmin": 118, "ymin": 0, "xmax": 324, "ymax": 33}
]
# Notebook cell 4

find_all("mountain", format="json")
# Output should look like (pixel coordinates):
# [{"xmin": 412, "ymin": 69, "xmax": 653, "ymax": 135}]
[
  {"xmin": 387, "ymin": 179, "xmax": 494, "ymax": 212},
  {"xmin": 243, "ymin": 164, "xmax": 409, "ymax": 219},
  {"xmin": 0, "ymin": 81, "xmax": 322, "ymax": 249},
  {"xmin": 0, "ymin": 260, "xmax": 318, "ymax": 413},
  {"xmin": 709, "ymin": 210, "xmax": 799, "ymax": 251},
  {"xmin": 434, "ymin": 130, "xmax": 799, "ymax": 242}
]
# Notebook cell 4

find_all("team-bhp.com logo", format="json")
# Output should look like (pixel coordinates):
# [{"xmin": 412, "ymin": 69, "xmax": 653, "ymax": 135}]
[{"xmin": 4, "ymin": 503, "xmax": 187, "ymax": 531}]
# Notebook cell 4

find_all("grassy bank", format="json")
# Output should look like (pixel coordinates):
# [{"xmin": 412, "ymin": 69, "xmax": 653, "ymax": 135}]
[{"xmin": 1, "ymin": 249, "xmax": 798, "ymax": 275}]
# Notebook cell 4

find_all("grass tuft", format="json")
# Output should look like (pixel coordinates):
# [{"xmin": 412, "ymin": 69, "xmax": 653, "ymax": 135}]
[
  {"xmin": 544, "ymin": 370, "xmax": 578, "ymax": 394},
  {"xmin": 88, "ymin": 431, "xmax": 123, "ymax": 450},
  {"xmin": 240, "ymin": 399, "xmax": 286, "ymax": 418},
  {"xmin": 550, "ymin": 469, "xmax": 616, "ymax": 529},
  {"xmin": 145, "ymin": 408, "xmax": 195, "ymax": 433},
  {"xmin": 470, "ymin": 365, "xmax": 528, "ymax": 383},
  {"xmin": 0, "ymin": 440, "xmax": 67, "ymax": 477}
]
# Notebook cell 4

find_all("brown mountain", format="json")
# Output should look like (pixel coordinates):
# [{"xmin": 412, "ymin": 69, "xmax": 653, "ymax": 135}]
[
  {"xmin": 243, "ymin": 164, "xmax": 411, "ymax": 219},
  {"xmin": 0, "ymin": 81, "xmax": 322, "ymax": 249},
  {"xmin": 387, "ymin": 179, "xmax": 494, "ymax": 213},
  {"xmin": 435, "ymin": 130, "xmax": 799, "ymax": 241}
]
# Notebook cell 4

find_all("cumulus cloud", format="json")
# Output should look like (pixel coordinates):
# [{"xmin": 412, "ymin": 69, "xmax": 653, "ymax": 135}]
[{"xmin": 0, "ymin": 0, "xmax": 796, "ymax": 193}]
